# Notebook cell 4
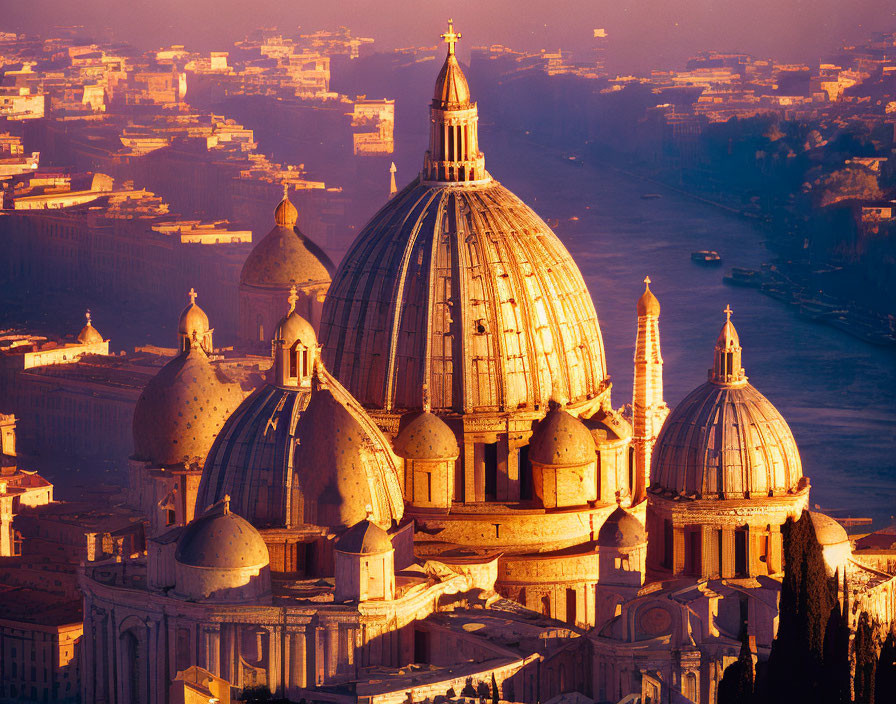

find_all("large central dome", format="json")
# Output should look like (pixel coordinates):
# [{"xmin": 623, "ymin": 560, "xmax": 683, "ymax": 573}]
[{"xmin": 320, "ymin": 42, "xmax": 606, "ymax": 415}]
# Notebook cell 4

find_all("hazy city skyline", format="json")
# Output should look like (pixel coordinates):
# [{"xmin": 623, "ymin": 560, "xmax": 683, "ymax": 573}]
[{"xmin": 4, "ymin": 0, "xmax": 896, "ymax": 72}]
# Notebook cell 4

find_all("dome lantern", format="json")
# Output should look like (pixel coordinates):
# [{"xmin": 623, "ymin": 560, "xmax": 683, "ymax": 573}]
[
  {"xmin": 711, "ymin": 305, "xmax": 745, "ymax": 385},
  {"xmin": 274, "ymin": 183, "xmax": 298, "ymax": 228},
  {"xmin": 423, "ymin": 19, "xmax": 486, "ymax": 183},
  {"xmin": 178, "ymin": 288, "xmax": 213, "ymax": 354},
  {"xmin": 273, "ymin": 285, "xmax": 318, "ymax": 388}
]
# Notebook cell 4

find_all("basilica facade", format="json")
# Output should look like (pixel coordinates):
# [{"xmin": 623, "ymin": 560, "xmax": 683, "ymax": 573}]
[{"xmin": 80, "ymin": 22, "xmax": 896, "ymax": 704}]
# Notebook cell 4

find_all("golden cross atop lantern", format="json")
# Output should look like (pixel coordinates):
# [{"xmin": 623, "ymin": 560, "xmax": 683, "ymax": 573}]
[
  {"xmin": 188, "ymin": 287, "xmax": 198, "ymax": 306},
  {"xmin": 644, "ymin": 276, "xmax": 651, "ymax": 286},
  {"xmin": 441, "ymin": 19, "xmax": 461, "ymax": 55},
  {"xmin": 724, "ymin": 304, "xmax": 733, "ymax": 322}
]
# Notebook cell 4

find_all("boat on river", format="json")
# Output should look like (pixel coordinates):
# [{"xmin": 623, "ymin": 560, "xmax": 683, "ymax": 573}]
[{"xmin": 691, "ymin": 250, "xmax": 722, "ymax": 265}]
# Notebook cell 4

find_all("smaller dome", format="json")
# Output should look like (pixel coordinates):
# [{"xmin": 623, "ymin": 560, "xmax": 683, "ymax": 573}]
[
  {"xmin": 637, "ymin": 278, "xmax": 660, "ymax": 317},
  {"xmin": 433, "ymin": 53, "xmax": 471, "ymax": 107},
  {"xmin": 175, "ymin": 498, "xmax": 269, "ymax": 569},
  {"xmin": 393, "ymin": 411, "xmax": 459, "ymax": 460},
  {"xmin": 77, "ymin": 311, "xmax": 104, "ymax": 345},
  {"xmin": 810, "ymin": 512, "xmax": 849, "ymax": 547},
  {"xmin": 132, "ymin": 347, "xmax": 244, "ymax": 466},
  {"xmin": 529, "ymin": 406, "xmax": 596, "ymax": 466},
  {"xmin": 336, "ymin": 519, "xmax": 392, "ymax": 554},
  {"xmin": 178, "ymin": 289, "xmax": 210, "ymax": 341},
  {"xmin": 597, "ymin": 507, "xmax": 646, "ymax": 548},
  {"xmin": 274, "ymin": 193, "xmax": 298, "ymax": 227}
]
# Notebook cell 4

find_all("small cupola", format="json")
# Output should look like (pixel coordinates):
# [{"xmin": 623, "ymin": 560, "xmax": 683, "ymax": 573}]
[
  {"xmin": 334, "ymin": 518, "xmax": 395, "ymax": 603},
  {"xmin": 273, "ymin": 285, "xmax": 318, "ymax": 388},
  {"xmin": 178, "ymin": 288, "xmax": 213, "ymax": 354}
]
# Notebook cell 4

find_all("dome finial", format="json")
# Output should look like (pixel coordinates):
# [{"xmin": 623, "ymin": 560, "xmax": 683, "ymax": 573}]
[
  {"xmin": 85, "ymin": 309, "xmax": 92, "ymax": 326},
  {"xmin": 724, "ymin": 304, "xmax": 732, "ymax": 322},
  {"xmin": 188, "ymin": 287, "xmax": 198, "ymax": 306},
  {"xmin": 287, "ymin": 284, "xmax": 298, "ymax": 313},
  {"xmin": 222, "ymin": 494, "xmax": 230, "ymax": 514},
  {"xmin": 441, "ymin": 18, "xmax": 461, "ymax": 56}
]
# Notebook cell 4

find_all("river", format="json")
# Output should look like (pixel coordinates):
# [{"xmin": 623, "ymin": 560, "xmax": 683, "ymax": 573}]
[{"xmin": 476, "ymin": 132, "xmax": 896, "ymax": 527}]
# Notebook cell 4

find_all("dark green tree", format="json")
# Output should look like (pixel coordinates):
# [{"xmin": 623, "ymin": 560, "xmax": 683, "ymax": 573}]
[
  {"xmin": 855, "ymin": 612, "xmax": 877, "ymax": 704},
  {"xmin": 875, "ymin": 629, "xmax": 896, "ymax": 703},
  {"xmin": 765, "ymin": 511, "xmax": 837, "ymax": 704},
  {"xmin": 491, "ymin": 672, "xmax": 500, "ymax": 704},
  {"xmin": 821, "ymin": 570, "xmax": 850, "ymax": 704},
  {"xmin": 718, "ymin": 634, "xmax": 754, "ymax": 704}
]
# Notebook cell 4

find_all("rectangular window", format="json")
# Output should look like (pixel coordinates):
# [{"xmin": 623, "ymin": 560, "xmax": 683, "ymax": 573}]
[{"xmin": 483, "ymin": 442, "xmax": 498, "ymax": 501}]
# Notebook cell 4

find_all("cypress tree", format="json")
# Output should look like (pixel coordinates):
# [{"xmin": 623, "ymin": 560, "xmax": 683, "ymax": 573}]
[
  {"xmin": 491, "ymin": 672, "xmax": 500, "ymax": 704},
  {"xmin": 718, "ymin": 633, "xmax": 755, "ymax": 704},
  {"xmin": 875, "ymin": 630, "xmax": 896, "ymax": 703},
  {"xmin": 821, "ymin": 570, "xmax": 850, "ymax": 704},
  {"xmin": 766, "ymin": 511, "xmax": 837, "ymax": 703},
  {"xmin": 854, "ymin": 612, "xmax": 876, "ymax": 704}
]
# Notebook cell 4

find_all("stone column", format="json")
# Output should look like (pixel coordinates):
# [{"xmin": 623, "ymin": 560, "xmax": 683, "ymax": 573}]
[
  {"xmin": 267, "ymin": 626, "xmax": 281, "ymax": 695},
  {"xmin": 721, "ymin": 528, "xmax": 736, "ymax": 578},
  {"xmin": 672, "ymin": 527, "xmax": 686, "ymax": 575},
  {"xmin": 701, "ymin": 526, "xmax": 717, "ymax": 578},
  {"xmin": 463, "ymin": 442, "xmax": 476, "ymax": 504},
  {"xmin": 220, "ymin": 624, "xmax": 236, "ymax": 686},
  {"xmin": 288, "ymin": 631, "xmax": 307, "ymax": 690}
]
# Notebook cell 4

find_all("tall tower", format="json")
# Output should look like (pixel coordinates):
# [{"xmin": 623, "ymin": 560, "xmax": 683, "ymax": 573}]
[
  {"xmin": 422, "ymin": 19, "xmax": 486, "ymax": 183},
  {"xmin": 632, "ymin": 277, "xmax": 668, "ymax": 502}
]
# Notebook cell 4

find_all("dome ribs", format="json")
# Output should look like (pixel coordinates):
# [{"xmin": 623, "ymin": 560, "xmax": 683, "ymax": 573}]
[
  {"xmin": 650, "ymin": 381, "xmax": 803, "ymax": 499},
  {"xmin": 320, "ymin": 179, "xmax": 608, "ymax": 415},
  {"xmin": 383, "ymin": 187, "xmax": 440, "ymax": 411}
]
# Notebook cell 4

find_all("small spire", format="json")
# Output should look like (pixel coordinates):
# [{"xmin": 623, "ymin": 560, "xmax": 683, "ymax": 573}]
[
  {"xmin": 85, "ymin": 309, "xmax": 93, "ymax": 326},
  {"xmin": 644, "ymin": 276, "xmax": 651, "ymax": 286},
  {"xmin": 441, "ymin": 18, "xmax": 461, "ymax": 56},
  {"xmin": 422, "ymin": 382, "xmax": 431, "ymax": 413},
  {"xmin": 287, "ymin": 284, "xmax": 298, "ymax": 313},
  {"xmin": 282, "ymin": 182, "xmax": 289, "ymax": 200},
  {"xmin": 188, "ymin": 287, "xmax": 198, "ymax": 306},
  {"xmin": 389, "ymin": 162, "xmax": 398, "ymax": 199},
  {"xmin": 724, "ymin": 304, "xmax": 733, "ymax": 323}
]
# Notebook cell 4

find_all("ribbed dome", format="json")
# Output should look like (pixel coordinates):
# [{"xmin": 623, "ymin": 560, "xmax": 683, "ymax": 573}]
[
  {"xmin": 240, "ymin": 223, "xmax": 334, "ymax": 289},
  {"xmin": 320, "ymin": 178, "xmax": 607, "ymax": 413},
  {"xmin": 197, "ymin": 365, "xmax": 404, "ymax": 530},
  {"xmin": 336, "ymin": 519, "xmax": 392, "ymax": 554},
  {"xmin": 132, "ymin": 348, "xmax": 244, "ymax": 466},
  {"xmin": 175, "ymin": 500, "xmax": 269, "ymax": 569},
  {"xmin": 650, "ymin": 381, "xmax": 803, "ymax": 498},
  {"xmin": 433, "ymin": 53, "xmax": 471, "ymax": 107},
  {"xmin": 529, "ymin": 406, "xmax": 596, "ymax": 466},
  {"xmin": 393, "ymin": 410, "xmax": 459, "ymax": 460},
  {"xmin": 597, "ymin": 507, "xmax": 646, "ymax": 548}
]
